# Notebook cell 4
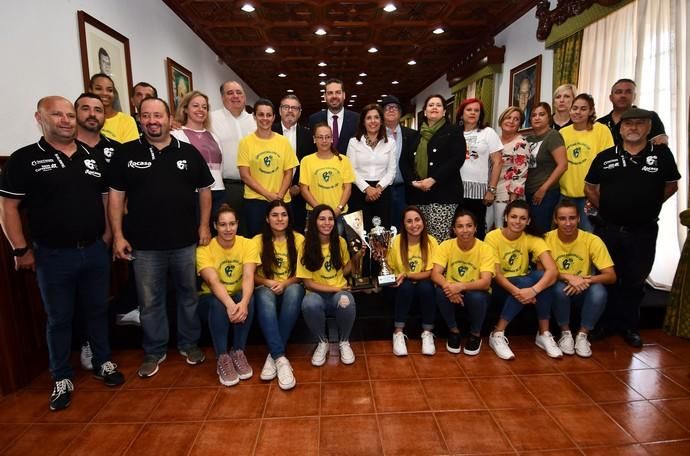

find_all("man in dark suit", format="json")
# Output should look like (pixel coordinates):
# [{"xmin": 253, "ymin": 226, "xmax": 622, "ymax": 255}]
[
  {"xmin": 273, "ymin": 94, "xmax": 313, "ymax": 232},
  {"xmin": 382, "ymin": 95, "xmax": 419, "ymax": 230},
  {"xmin": 308, "ymin": 78, "xmax": 359, "ymax": 154}
]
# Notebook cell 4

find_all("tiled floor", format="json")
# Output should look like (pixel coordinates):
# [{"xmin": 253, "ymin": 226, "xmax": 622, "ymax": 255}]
[{"xmin": 2, "ymin": 329, "xmax": 690, "ymax": 455}]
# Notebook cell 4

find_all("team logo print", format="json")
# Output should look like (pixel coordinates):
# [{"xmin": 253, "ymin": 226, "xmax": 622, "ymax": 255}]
[
  {"xmin": 177, "ymin": 160, "xmax": 188, "ymax": 170},
  {"xmin": 84, "ymin": 159, "xmax": 97, "ymax": 170},
  {"xmin": 322, "ymin": 170, "xmax": 332, "ymax": 182},
  {"xmin": 224, "ymin": 264, "xmax": 235, "ymax": 277},
  {"xmin": 646, "ymin": 156, "xmax": 657, "ymax": 166},
  {"xmin": 562, "ymin": 258, "xmax": 573, "ymax": 270},
  {"xmin": 457, "ymin": 265, "xmax": 468, "ymax": 277},
  {"xmin": 276, "ymin": 257, "xmax": 284, "ymax": 268},
  {"xmin": 263, "ymin": 156, "xmax": 272, "ymax": 167},
  {"xmin": 508, "ymin": 253, "xmax": 518, "ymax": 265},
  {"xmin": 324, "ymin": 260, "xmax": 332, "ymax": 271},
  {"xmin": 572, "ymin": 146, "xmax": 581, "ymax": 159},
  {"xmin": 409, "ymin": 261, "xmax": 417, "ymax": 272},
  {"xmin": 128, "ymin": 160, "xmax": 151, "ymax": 169},
  {"xmin": 103, "ymin": 147, "xmax": 114, "ymax": 161}
]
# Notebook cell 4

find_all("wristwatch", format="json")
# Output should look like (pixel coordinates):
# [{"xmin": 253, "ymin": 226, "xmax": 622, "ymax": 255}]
[
  {"xmin": 12, "ymin": 246, "xmax": 30, "ymax": 257},
  {"xmin": 487, "ymin": 186, "xmax": 497, "ymax": 194}
]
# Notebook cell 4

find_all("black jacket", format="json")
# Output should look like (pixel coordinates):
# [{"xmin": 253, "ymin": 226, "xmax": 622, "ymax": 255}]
[{"xmin": 272, "ymin": 121, "xmax": 313, "ymax": 184}]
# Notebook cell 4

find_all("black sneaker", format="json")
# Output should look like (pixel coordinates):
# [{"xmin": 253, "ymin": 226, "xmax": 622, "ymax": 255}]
[
  {"xmin": 94, "ymin": 361, "xmax": 125, "ymax": 387},
  {"xmin": 49, "ymin": 378, "xmax": 74, "ymax": 411},
  {"xmin": 623, "ymin": 330, "xmax": 643, "ymax": 348},
  {"xmin": 463, "ymin": 334, "xmax": 482, "ymax": 356},
  {"xmin": 446, "ymin": 332, "xmax": 461, "ymax": 354}
]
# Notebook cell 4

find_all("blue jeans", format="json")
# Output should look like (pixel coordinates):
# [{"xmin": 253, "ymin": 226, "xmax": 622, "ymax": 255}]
[
  {"xmin": 390, "ymin": 183, "xmax": 407, "ymax": 231},
  {"xmin": 302, "ymin": 290, "xmax": 356, "ymax": 341},
  {"xmin": 394, "ymin": 279, "xmax": 435, "ymax": 330},
  {"xmin": 255, "ymin": 283, "xmax": 305, "ymax": 358},
  {"xmin": 563, "ymin": 196, "xmax": 593, "ymax": 232},
  {"xmin": 199, "ymin": 292, "xmax": 254, "ymax": 357},
  {"xmin": 243, "ymin": 198, "xmax": 269, "ymax": 238},
  {"xmin": 132, "ymin": 244, "xmax": 200, "ymax": 356},
  {"xmin": 552, "ymin": 281, "xmax": 607, "ymax": 331},
  {"xmin": 436, "ymin": 288, "xmax": 490, "ymax": 335},
  {"xmin": 34, "ymin": 240, "xmax": 111, "ymax": 380},
  {"xmin": 494, "ymin": 270, "xmax": 554, "ymax": 322},
  {"xmin": 526, "ymin": 187, "xmax": 560, "ymax": 235}
]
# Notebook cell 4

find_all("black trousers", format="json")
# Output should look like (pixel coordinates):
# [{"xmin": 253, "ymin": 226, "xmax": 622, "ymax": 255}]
[{"xmin": 595, "ymin": 221, "xmax": 658, "ymax": 332}]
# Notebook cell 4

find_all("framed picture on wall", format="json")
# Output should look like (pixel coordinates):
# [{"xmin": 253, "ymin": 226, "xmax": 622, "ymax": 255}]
[
  {"xmin": 77, "ymin": 11, "xmax": 134, "ymax": 114},
  {"xmin": 509, "ymin": 55, "xmax": 542, "ymax": 130},
  {"xmin": 166, "ymin": 58, "xmax": 193, "ymax": 113}
]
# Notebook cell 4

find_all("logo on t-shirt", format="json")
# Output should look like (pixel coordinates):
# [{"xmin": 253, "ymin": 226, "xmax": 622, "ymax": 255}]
[
  {"xmin": 103, "ymin": 147, "xmax": 114, "ymax": 163},
  {"xmin": 177, "ymin": 160, "xmax": 188, "ymax": 170},
  {"xmin": 83, "ymin": 159, "xmax": 102, "ymax": 178},
  {"xmin": 320, "ymin": 255, "xmax": 337, "ymax": 280},
  {"xmin": 220, "ymin": 260, "xmax": 241, "ymax": 285},
  {"xmin": 258, "ymin": 151, "xmax": 279, "ymax": 174},
  {"xmin": 502, "ymin": 250, "xmax": 522, "ymax": 273},
  {"xmin": 450, "ymin": 260, "xmax": 476, "ymax": 281},
  {"xmin": 317, "ymin": 168, "xmax": 338, "ymax": 189},
  {"xmin": 555, "ymin": 253, "xmax": 584, "ymax": 275}
]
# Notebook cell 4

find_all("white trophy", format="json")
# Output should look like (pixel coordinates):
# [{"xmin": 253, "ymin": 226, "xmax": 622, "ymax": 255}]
[{"xmin": 369, "ymin": 216, "xmax": 397, "ymax": 286}]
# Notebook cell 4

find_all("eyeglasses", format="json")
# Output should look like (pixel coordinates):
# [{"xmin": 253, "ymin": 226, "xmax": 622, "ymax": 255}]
[
  {"xmin": 280, "ymin": 105, "xmax": 302, "ymax": 112},
  {"xmin": 384, "ymin": 105, "xmax": 400, "ymax": 112},
  {"xmin": 315, "ymin": 135, "xmax": 332, "ymax": 141}
]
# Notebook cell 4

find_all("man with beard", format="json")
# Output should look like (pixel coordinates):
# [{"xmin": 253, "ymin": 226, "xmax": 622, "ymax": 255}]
[
  {"xmin": 0, "ymin": 96, "xmax": 124, "ymax": 411},
  {"xmin": 108, "ymin": 97, "xmax": 215, "ymax": 377},
  {"xmin": 308, "ymin": 78, "xmax": 359, "ymax": 154},
  {"xmin": 585, "ymin": 108, "xmax": 680, "ymax": 347}
]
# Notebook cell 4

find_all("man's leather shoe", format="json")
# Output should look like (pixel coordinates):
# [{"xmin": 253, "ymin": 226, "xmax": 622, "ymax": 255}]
[{"xmin": 623, "ymin": 330, "xmax": 643, "ymax": 348}]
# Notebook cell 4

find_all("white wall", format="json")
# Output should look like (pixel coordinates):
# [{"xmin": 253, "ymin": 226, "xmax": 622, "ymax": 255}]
[
  {"xmin": 409, "ymin": 74, "xmax": 453, "ymax": 128},
  {"xmin": 0, "ymin": 0, "xmax": 258, "ymax": 155}
]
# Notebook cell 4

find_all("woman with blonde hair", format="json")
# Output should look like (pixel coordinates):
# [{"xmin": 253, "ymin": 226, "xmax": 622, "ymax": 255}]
[{"xmin": 551, "ymin": 84, "xmax": 577, "ymax": 131}]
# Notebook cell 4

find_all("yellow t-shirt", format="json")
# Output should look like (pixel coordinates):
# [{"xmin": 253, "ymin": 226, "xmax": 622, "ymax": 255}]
[
  {"xmin": 484, "ymin": 229, "xmax": 549, "ymax": 278},
  {"xmin": 559, "ymin": 123, "xmax": 614, "ymax": 197},
  {"xmin": 196, "ymin": 236, "xmax": 259, "ymax": 295},
  {"xmin": 253, "ymin": 232, "xmax": 305, "ymax": 280},
  {"xmin": 296, "ymin": 237, "xmax": 350, "ymax": 288},
  {"xmin": 433, "ymin": 238, "xmax": 497, "ymax": 283},
  {"xmin": 102, "ymin": 112, "xmax": 139, "ymax": 143},
  {"xmin": 545, "ymin": 229, "xmax": 614, "ymax": 276},
  {"xmin": 299, "ymin": 153, "xmax": 355, "ymax": 211},
  {"xmin": 386, "ymin": 234, "xmax": 438, "ymax": 274},
  {"xmin": 237, "ymin": 133, "xmax": 299, "ymax": 202}
]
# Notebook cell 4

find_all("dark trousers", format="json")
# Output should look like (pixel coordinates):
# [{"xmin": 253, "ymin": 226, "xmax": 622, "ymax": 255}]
[
  {"xmin": 349, "ymin": 181, "xmax": 392, "ymax": 230},
  {"xmin": 595, "ymin": 221, "xmax": 658, "ymax": 332},
  {"xmin": 390, "ymin": 183, "xmax": 407, "ymax": 231},
  {"xmin": 223, "ymin": 179, "xmax": 246, "ymax": 236}
]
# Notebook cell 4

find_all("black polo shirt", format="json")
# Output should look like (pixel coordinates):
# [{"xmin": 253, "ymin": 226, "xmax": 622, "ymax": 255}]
[
  {"xmin": 109, "ymin": 136, "xmax": 214, "ymax": 250},
  {"xmin": 585, "ymin": 143, "xmax": 680, "ymax": 227},
  {"xmin": 0, "ymin": 137, "xmax": 106, "ymax": 247},
  {"xmin": 597, "ymin": 108, "xmax": 666, "ymax": 144},
  {"xmin": 90, "ymin": 134, "xmax": 120, "ymax": 167}
]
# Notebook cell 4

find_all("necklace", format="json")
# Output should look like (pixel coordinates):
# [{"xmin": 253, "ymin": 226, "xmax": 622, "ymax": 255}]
[{"xmin": 365, "ymin": 136, "xmax": 378, "ymax": 148}]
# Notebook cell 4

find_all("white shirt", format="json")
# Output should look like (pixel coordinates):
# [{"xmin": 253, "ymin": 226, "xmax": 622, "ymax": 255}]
[
  {"xmin": 346, "ymin": 136, "xmax": 397, "ymax": 192},
  {"xmin": 280, "ymin": 122, "xmax": 297, "ymax": 152},
  {"xmin": 386, "ymin": 125, "xmax": 404, "ymax": 184},
  {"xmin": 171, "ymin": 128, "xmax": 225, "ymax": 191},
  {"xmin": 209, "ymin": 107, "xmax": 256, "ymax": 180},
  {"xmin": 461, "ymin": 126, "xmax": 503, "ymax": 199}
]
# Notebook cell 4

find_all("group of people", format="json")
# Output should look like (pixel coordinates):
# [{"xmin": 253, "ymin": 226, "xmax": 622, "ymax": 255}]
[{"xmin": 0, "ymin": 74, "xmax": 680, "ymax": 413}]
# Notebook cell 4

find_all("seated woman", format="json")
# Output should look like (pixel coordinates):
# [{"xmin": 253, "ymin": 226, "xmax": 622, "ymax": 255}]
[
  {"xmin": 545, "ymin": 199, "xmax": 616, "ymax": 357},
  {"xmin": 253, "ymin": 200, "xmax": 305, "ymax": 390},
  {"xmin": 197, "ymin": 204, "xmax": 258, "ymax": 386},
  {"xmin": 484, "ymin": 200, "xmax": 561, "ymax": 360},
  {"xmin": 298, "ymin": 204, "xmax": 360, "ymax": 366},
  {"xmin": 432, "ymin": 209, "xmax": 496, "ymax": 356},
  {"xmin": 386, "ymin": 206, "xmax": 439, "ymax": 356}
]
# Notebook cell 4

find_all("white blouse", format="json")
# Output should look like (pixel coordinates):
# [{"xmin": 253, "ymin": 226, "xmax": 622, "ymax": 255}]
[{"xmin": 346, "ymin": 136, "xmax": 398, "ymax": 192}]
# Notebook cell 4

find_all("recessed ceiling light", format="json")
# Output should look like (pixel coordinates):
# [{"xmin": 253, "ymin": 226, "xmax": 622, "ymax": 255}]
[
  {"xmin": 321, "ymin": 99, "xmax": 326, "ymax": 103},
  {"xmin": 407, "ymin": 60, "xmax": 416, "ymax": 65},
  {"xmin": 241, "ymin": 3, "xmax": 255, "ymax": 13},
  {"xmin": 319, "ymin": 81, "xmax": 326, "ymax": 86},
  {"xmin": 433, "ymin": 27, "xmax": 445, "ymax": 35},
  {"xmin": 383, "ymin": 3, "xmax": 397, "ymax": 12},
  {"xmin": 315, "ymin": 27, "xmax": 327, "ymax": 36},
  {"xmin": 381, "ymin": 94, "xmax": 388, "ymax": 97},
  {"xmin": 320, "ymin": 89, "xmax": 325, "ymax": 93},
  {"xmin": 351, "ymin": 94, "xmax": 358, "ymax": 98},
  {"xmin": 278, "ymin": 73, "xmax": 287, "ymax": 78},
  {"xmin": 368, "ymin": 47, "xmax": 378, "ymax": 53},
  {"xmin": 359, "ymin": 72, "xmax": 367, "ymax": 77},
  {"xmin": 318, "ymin": 61, "xmax": 327, "ymax": 67},
  {"xmin": 392, "ymin": 80, "xmax": 399, "ymax": 85},
  {"xmin": 287, "ymin": 89, "xmax": 294, "ymax": 93},
  {"xmin": 347, "ymin": 104, "xmax": 353, "ymax": 107},
  {"xmin": 356, "ymin": 80, "xmax": 363, "ymax": 85},
  {"xmin": 377, "ymin": 99, "xmax": 383, "ymax": 102},
  {"xmin": 265, "ymin": 47, "xmax": 276, "ymax": 54},
  {"xmin": 318, "ymin": 72, "xmax": 327, "ymax": 77}
]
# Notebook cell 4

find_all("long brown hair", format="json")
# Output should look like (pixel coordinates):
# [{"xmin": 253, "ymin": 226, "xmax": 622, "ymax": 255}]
[
  {"xmin": 260, "ymin": 200, "xmax": 297, "ymax": 279},
  {"xmin": 302, "ymin": 205, "xmax": 343, "ymax": 271},
  {"xmin": 399, "ymin": 206, "xmax": 430, "ymax": 272}
]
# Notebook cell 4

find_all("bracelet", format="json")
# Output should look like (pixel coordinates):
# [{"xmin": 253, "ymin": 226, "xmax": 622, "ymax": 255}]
[
  {"xmin": 531, "ymin": 287, "xmax": 539, "ymax": 296},
  {"xmin": 488, "ymin": 186, "xmax": 497, "ymax": 194}
]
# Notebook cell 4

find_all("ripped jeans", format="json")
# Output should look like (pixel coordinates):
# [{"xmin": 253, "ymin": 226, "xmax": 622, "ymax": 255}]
[{"xmin": 301, "ymin": 290, "xmax": 356, "ymax": 342}]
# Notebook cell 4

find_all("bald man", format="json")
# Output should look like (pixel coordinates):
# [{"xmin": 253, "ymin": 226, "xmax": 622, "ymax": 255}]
[{"xmin": 0, "ymin": 96, "xmax": 124, "ymax": 412}]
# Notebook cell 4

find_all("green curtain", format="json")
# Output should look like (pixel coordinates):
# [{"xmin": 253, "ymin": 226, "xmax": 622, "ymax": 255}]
[{"xmin": 552, "ymin": 30, "xmax": 583, "ymax": 89}]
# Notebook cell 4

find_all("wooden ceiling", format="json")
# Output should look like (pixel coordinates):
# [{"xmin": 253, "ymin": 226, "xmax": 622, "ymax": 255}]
[{"xmin": 164, "ymin": 0, "xmax": 539, "ymax": 115}]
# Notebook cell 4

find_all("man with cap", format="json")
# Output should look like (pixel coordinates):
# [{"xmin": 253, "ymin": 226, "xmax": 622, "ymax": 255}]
[
  {"xmin": 585, "ymin": 108, "xmax": 680, "ymax": 347},
  {"xmin": 597, "ymin": 78, "xmax": 667, "ymax": 145},
  {"xmin": 381, "ymin": 95, "xmax": 419, "ymax": 229}
]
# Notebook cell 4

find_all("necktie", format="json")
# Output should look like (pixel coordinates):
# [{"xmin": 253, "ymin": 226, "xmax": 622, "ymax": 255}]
[{"xmin": 332, "ymin": 115, "xmax": 339, "ymax": 147}]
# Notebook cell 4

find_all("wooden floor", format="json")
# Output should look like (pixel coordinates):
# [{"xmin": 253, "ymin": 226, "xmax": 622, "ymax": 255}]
[{"xmin": 1, "ymin": 329, "xmax": 690, "ymax": 455}]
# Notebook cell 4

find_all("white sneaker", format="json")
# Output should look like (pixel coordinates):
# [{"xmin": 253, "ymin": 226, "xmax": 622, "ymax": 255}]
[
  {"xmin": 421, "ymin": 330, "xmax": 436, "ymax": 356},
  {"xmin": 339, "ymin": 341, "xmax": 356, "ymax": 365},
  {"xmin": 80, "ymin": 342, "xmax": 93, "ymax": 370},
  {"xmin": 275, "ymin": 357, "xmax": 296, "ymax": 390},
  {"xmin": 116, "ymin": 308, "xmax": 141, "ymax": 326},
  {"xmin": 260, "ymin": 354, "xmax": 277, "ymax": 381},
  {"xmin": 489, "ymin": 331, "xmax": 515, "ymax": 360},
  {"xmin": 392, "ymin": 332, "xmax": 408, "ymax": 356},
  {"xmin": 311, "ymin": 340, "xmax": 329, "ymax": 366},
  {"xmin": 575, "ymin": 332, "xmax": 592, "ymax": 358},
  {"xmin": 558, "ymin": 330, "xmax": 575, "ymax": 355},
  {"xmin": 535, "ymin": 331, "xmax": 564, "ymax": 358}
]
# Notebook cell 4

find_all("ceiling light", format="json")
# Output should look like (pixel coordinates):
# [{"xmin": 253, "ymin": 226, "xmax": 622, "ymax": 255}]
[
  {"xmin": 318, "ymin": 72, "xmax": 327, "ymax": 77},
  {"xmin": 368, "ymin": 47, "xmax": 378, "ymax": 53},
  {"xmin": 265, "ymin": 47, "xmax": 275, "ymax": 54},
  {"xmin": 319, "ymin": 81, "xmax": 326, "ymax": 86},
  {"xmin": 320, "ymin": 89, "xmax": 325, "ymax": 93},
  {"xmin": 315, "ymin": 27, "xmax": 327, "ymax": 36},
  {"xmin": 321, "ymin": 99, "xmax": 326, "ymax": 103},
  {"xmin": 287, "ymin": 89, "xmax": 294, "ymax": 93},
  {"xmin": 356, "ymin": 80, "xmax": 363, "ymax": 85},
  {"xmin": 351, "ymin": 94, "xmax": 358, "ymax": 98},
  {"xmin": 392, "ymin": 80, "xmax": 399, "ymax": 85},
  {"xmin": 377, "ymin": 99, "xmax": 383, "ymax": 102},
  {"xmin": 383, "ymin": 3, "xmax": 397, "ymax": 12},
  {"xmin": 381, "ymin": 94, "xmax": 388, "ymax": 97},
  {"xmin": 278, "ymin": 73, "xmax": 287, "ymax": 78},
  {"xmin": 241, "ymin": 3, "xmax": 255, "ymax": 13},
  {"xmin": 347, "ymin": 104, "xmax": 354, "ymax": 107},
  {"xmin": 318, "ymin": 61, "xmax": 327, "ymax": 67},
  {"xmin": 359, "ymin": 72, "xmax": 367, "ymax": 77},
  {"xmin": 433, "ymin": 27, "xmax": 445, "ymax": 35},
  {"xmin": 407, "ymin": 60, "xmax": 416, "ymax": 65}
]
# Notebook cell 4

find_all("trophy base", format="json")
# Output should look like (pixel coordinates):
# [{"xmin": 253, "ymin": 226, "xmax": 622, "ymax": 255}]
[
  {"xmin": 350, "ymin": 277, "xmax": 375, "ymax": 292},
  {"xmin": 377, "ymin": 273, "xmax": 397, "ymax": 287}
]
